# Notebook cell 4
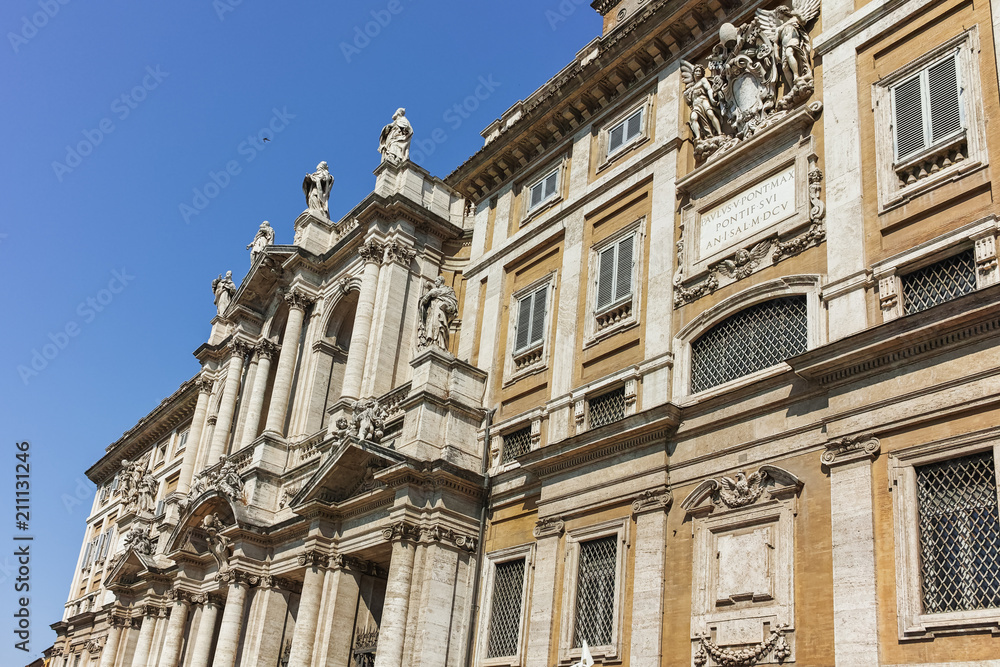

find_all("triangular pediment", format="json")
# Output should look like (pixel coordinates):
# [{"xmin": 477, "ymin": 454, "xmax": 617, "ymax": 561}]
[
  {"xmin": 292, "ymin": 437, "xmax": 408, "ymax": 507},
  {"xmin": 103, "ymin": 549, "xmax": 159, "ymax": 589}
]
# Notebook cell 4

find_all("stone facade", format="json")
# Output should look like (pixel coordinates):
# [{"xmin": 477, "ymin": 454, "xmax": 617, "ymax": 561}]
[{"xmin": 52, "ymin": 0, "xmax": 1000, "ymax": 665}]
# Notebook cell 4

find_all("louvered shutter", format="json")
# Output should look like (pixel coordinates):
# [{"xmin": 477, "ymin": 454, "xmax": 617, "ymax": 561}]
[
  {"xmin": 615, "ymin": 236, "xmax": 633, "ymax": 302},
  {"xmin": 82, "ymin": 543, "xmax": 92, "ymax": 568},
  {"xmin": 530, "ymin": 287, "xmax": 548, "ymax": 346},
  {"xmin": 608, "ymin": 123, "xmax": 625, "ymax": 154},
  {"xmin": 625, "ymin": 109, "xmax": 643, "ymax": 142},
  {"xmin": 110, "ymin": 474, "xmax": 119, "ymax": 492},
  {"xmin": 515, "ymin": 295, "xmax": 532, "ymax": 351},
  {"xmin": 929, "ymin": 55, "xmax": 961, "ymax": 142},
  {"xmin": 544, "ymin": 171, "xmax": 558, "ymax": 199},
  {"xmin": 597, "ymin": 246, "xmax": 616, "ymax": 309},
  {"xmin": 100, "ymin": 530, "xmax": 113, "ymax": 559},
  {"xmin": 529, "ymin": 182, "xmax": 544, "ymax": 209},
  {"xmin": 893, "ymin": 75, "xmax": 925, "ymax": 160}
]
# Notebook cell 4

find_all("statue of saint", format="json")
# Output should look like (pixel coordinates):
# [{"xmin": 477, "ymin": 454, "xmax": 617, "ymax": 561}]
[
  {"xmin": 378, "ymin": 108, "xmax": 413, "ymax": 164},
  {"xmin": 212, "ymin": 271, "xmax": 236, "ymax": 317},
  {"xmin": 136, "ymin": 473, "xmax": 157, "ymax": 514},
  {"xmin": 418, "ymin": 276, "xmax": 459, "ymax": 351},
  {"xmin": 247, "ymin": 221, "xmax": 275, "ymax": 265},
  {"xmin": 302, "ymin": 161, "xmax": 334, "ymax": 219}
]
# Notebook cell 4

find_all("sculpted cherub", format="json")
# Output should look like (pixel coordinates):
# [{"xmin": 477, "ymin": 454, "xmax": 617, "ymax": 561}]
[{"xmin": 680, "ymin": 61, "xmax": 723, "ymax": 141}]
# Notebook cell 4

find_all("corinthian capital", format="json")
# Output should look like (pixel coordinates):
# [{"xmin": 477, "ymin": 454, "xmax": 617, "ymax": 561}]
[
  {"xmin": 284, "ymin": 289, "xmax": 316, "ymax": 311},
  {"xmin": 255, "ymin": 339, "xmax": 280, "ymax": 360},
  {"xmin": 195, "ymin": 376, "xmax": 215, "ymax": 394},
  {"xmin": 382, "ymin": 240, "xmax": 417, "ymax": 266},
  {"xmin": 229, "ymin": 339, "xmax": 254, "ymax": 358},
  {"xmin": 358, "ymin": 240, "xmax": 384, "ymax": 264}
]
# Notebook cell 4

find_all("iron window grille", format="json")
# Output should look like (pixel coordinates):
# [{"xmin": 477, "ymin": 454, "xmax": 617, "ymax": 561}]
[
  {"xmin": 501, "ymin": 427, "xmax": 532, "ymax": 465},
  {"xmin": 574, "ymin": 535, "xmax": 618, "ymax": 647},
  {"xmin": 690, "ymin": 296, "xmax": 808, "ymax": 393},
  {"xmin": 915, "ymin": 451, "xmax": 1000, "ymax": 614},
  {"xmin": 486, "ymin": 558, "xmax": 527, "ymax": 658},
  {"xmin": 900, "ymin": 249, "xmax": 977, "ymax": 315},
  {"xmin": 588, "ymin": 387, "xmax": 627, "ymax": 429}
]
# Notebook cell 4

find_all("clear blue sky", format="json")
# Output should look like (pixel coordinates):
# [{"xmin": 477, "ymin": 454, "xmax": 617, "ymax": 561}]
[{"xmin": 0, "ymin": 1, "xmax": 599, "ymax": 661}]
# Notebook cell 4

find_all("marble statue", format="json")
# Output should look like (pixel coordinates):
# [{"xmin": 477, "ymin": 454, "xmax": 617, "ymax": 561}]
[
  {"xmin": 379, "ymin": 108, "xmax": 413, "ymax": 164},
  {"xmin": 352, "ymin": 398, "xmax": 388, "ymax": 444},
  {"xmin": 202, "ymin": 512, "xmax": 232, "ymax": 573},
  {"xmin": 417, "ymin": 276, "xmax": 459, "ymax": 351},
  {"xmin": 302, "ymin": 161, "xmax": 334, "ymax": 219},
  {"xmin": 212, "ymin": 271, "xmax": 236, "ymax": 317},
  {"xmin": 757, "ymin": 0, "xmax": 820, "ymax": 95},
  {"xmin": 216, "ymin": 457, "xmax": 244, "ymax": 503},
  {"xmin": 247, "ymin": 221, "xmax": 275, "ymax": 265},
  {"xmin": 135, "ymin": 473, "xmax": 157, "ymax": 514},
  {"xmin": 122, "ymin": 525, "xmax": 154, "ymax": 556},
  {"xmin": 680, "ymin": 62, "xmax": 723, "ymax": 141}
]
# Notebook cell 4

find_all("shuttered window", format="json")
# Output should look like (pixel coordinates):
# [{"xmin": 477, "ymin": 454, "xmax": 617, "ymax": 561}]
[
  {"xmin": 596, "ymin": 235, "xmax": 634, "ymax": 311},
  {"xmin": 528, "ymin": 169, "xmax": 560, "ymax": 211},
  {"xmin": 892, "ymin": 52, "xmax": 963, "ymax": 161},
  {"xmin": 514, "ymin": 286, "xmax": 548, "ymax": 352},
  {"xmin": 608, "ymin": 108, "xmax": 644, "ymax": 156}
]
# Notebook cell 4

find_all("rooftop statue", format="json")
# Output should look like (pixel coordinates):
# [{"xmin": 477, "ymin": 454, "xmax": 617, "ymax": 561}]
[
  {"xmin": 379, "ymin": 108, "xmax": 413, "ymax": 164},
  {"xmin": 417, "ymin": 276, "xmax": 459, "ymax": 351},
  {"xmin": 212, "ymin": 270, "xmax": 236, "ymax": 317},
  {"xmin": 247, "ymin": 221, "xmax": 275, "ymax": 265},
  {"xmin": 302, "ymin": 161, "xmax": 334, "ymax": 219}
]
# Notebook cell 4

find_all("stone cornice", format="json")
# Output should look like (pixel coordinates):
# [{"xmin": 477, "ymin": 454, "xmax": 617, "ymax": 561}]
[
  {"xmin": 789, "ymin": 283, "xmax": 1000, "ymax": 388},
  {"xmin": 519, "ymin": 403, "xmax": 679, "ymax": 480}
]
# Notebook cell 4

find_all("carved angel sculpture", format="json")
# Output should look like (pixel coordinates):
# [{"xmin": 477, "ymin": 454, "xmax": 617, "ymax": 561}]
[
  {"xmin": 714, "ymin": 240, "xmax": 772, "ymax": 281},
  {"xmin": 756, "ymin": 0, "xmax": 821, "ymax": 92},
  {"xmin": 718, "ymin": 470, "xmax": 767, "ymax": 508},
  {"xmin": 680, "ymin": 60, "xmax": 723, "ymax": 141}
]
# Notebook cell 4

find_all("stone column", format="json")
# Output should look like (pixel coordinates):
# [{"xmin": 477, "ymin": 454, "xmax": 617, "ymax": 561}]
[
  {"xmin": 155, "ymin": 593, "xmax": 191, "ymax": 667},
  {"xmin": 341, "ymin": 241, "xmax": 383, "ymax": 401},
  {"xmin": 629, "ymin": 490, "xmax": 671, "ymax": 667},
  {"xmin": 264, "ymin": 290, "xmax": 314, "ymax": 436},
  {"xmin": 239, "ymin": 579, "xmax": 290, "ymax": 667},
  {"xmin": 822, "ymin": 437, "xmax": 881, "ymax": 667},
  {"xmin": 188, "ymin": 595, "xmax": 222, "ymax": 667},
  {"xmin": 130, "ymin": 606, "xmax": 159, "ymax": 667},
  {"xmin": 240, "ymin": 340, "xmax": 278, "ymax": 448},
  {"xmin": 213, "ymin": 577, "xmax": 250, "ymax": 667},
  {"xmin": 363, "ymin": 241, "xmax": 417, "ymax": 398},
  {"xmin": 287, "ymin": 551, "xmax": 328, "ymax": 667},
  {"xmin": 178, "ymin": 377, "xmax": 214, "ymax": 494},
  {"xmin": 207, "ymin": 340, "xmax": 251, "ymax": 463},
  {"xmin": 374, "ymin": 522, "xmax": 419, "ymax": 667},
  {"xmin": 313, "ymin": 561, "xmax": 362, "ymax": 667},
  {"xmin": 411, "ymin": 531, "xmax": 477, "ymax": 667},
  {"xmin": 97, "ymin": 614, "xmax": 126, "ymax": 667},
  {"xmin": 526, "ymin": 518, "xmax": 564, "ymax": 667}
]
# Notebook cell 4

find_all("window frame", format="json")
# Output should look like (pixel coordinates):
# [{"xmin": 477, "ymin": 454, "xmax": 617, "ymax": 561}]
[
  {"xmin": 505, "ymin": 273, "xmax": 557, "ymax": 384},
  {"xmin": 888, "ymin": 428, "xmax": 1000, "ymax": 639},
  {"xmin": 586, "ymin": 219, "xmax": 645, "ymax": 345},
  {"xmin": 527, "ymin": 168, "xmax": 560, "ymax": 214},
  {"xmin": 476, "ymin": 543, "xmax": 535, "ymax": 667},
  {"xmin": 872, "ymin": 28, "xmax": 987, "ymax": 212},
  {"xmin": 557, "ymin": 518, "xmax": 629, "ymax": 665},
  {"xmin": 520, "ymin": 156, "xmax": 569, "ymax": 225},
  {"xmin": 606, "ymin": 107, "xmax": 645, "ymax": 158},
  {"xmin": 597, "ymin": 94, "xmax": 655, "ymax": 172}
]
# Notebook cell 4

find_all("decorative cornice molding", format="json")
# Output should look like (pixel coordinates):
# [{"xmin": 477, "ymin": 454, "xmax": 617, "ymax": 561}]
[{"xmin": 821, "ymin": 435, "xmax": 880, "ymax": 467}]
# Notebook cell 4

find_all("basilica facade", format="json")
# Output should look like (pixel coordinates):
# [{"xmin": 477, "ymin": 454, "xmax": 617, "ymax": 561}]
[{"xmin": 51, "ymin": 0, "xmax": 1000, "ymax": 666}]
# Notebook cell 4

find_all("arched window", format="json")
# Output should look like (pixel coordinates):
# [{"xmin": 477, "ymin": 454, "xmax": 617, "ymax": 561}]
[{"xmin": 690, "ymin": 296, "xmax": 808, "ymax": 393}]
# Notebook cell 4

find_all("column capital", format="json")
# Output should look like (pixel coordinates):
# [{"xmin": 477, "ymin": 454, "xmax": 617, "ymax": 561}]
[
  {"xmin": 382, "ymin": 240, "xmax": 417, "ymax": 267},
  {"xmin": 283, "ymin": 288, "xmax": 316, "ymax": 311},
  {"xmin": 631, "ymin": 487, "xmax": 673, "ymax": 515},
  {"xmin": 381, "ymin": 520, "xmax": 421, "ymax": 543},
  {"xmin": 358, "ymin": 240, "xmax": 384, "ymax": 264},
  {"xmin": 195, "ymin": 376, "xmax": 215, "ymax": 394},
  {"xmin": 297, "ymin": 549, "xmax": 329, "ymax": 569},
  {"xmin": 228, "ymin": 338, "xmax": 254, "ymax": 358},
  {"xmin": 417, "ymin": 524, "xmax": 478, "ymax": 553},
  {"xmin": 821, "ymin": 435, "xmax": 880, "ymax": 468},
  {"xmin": 108, "ymin": 611, "xmax": 131, "ymax": 629},
  {"xmin": 190, "ymin": 592, "xmax": 225, "ymax": 607},
  {"xmin": 215, "ymin": 568, "xmax": 256, "ymax": 588},
  {"xmin": 533, "ymin": 516, "xmax": 565, "ymax": 539},
  {"xmin": 254, "ymin": 339, "xmax": 280, "ymax": 360}
]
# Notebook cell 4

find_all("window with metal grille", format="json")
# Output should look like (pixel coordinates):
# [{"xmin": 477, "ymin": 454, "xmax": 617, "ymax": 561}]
[
  {"xmin": 574, "ymin": 535, "xmax": 618, "ymax": 647},
  {"xmin": 528, "ymin": 169, "xmax": 560, "ymax": 211},
  {"xmin": 608, "ymin": 108, "xmax": 644, "ymax": 156},
  {"xmin": 588, "ymin": 387, "xmax": 626, "ymax": 429},
  {"xmin": 892, "ymin": 52, "xmax": 963, "ymax": 161},
  {"xmin": 596, "ymin": 234, "xmax": 634, "ymax": 312},
  {"xmin": 690, "ymin": 296, "xmax": 808, "ymax": 393},
  {"xmin": 514, "ymin": 286, "xmax": 548, "ymax": 352},
  {"xmin": 486, "ymin": 558, "xmax": 526, "ymax": 658},
  {"xmin": 501, "ymin": 427, "xmax": 532, "ymax": 464},
  {"xmin": 915, "ymin": 451, "xmax": 1000, "ymax": 613},
  {"xmin": 900, "ymin": 249, "xmax": 977, "ymax": 315}
]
